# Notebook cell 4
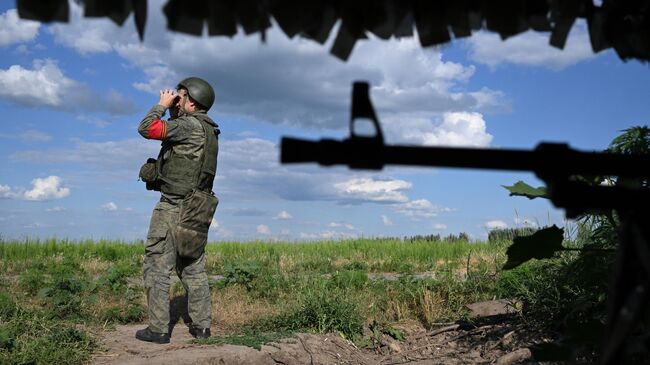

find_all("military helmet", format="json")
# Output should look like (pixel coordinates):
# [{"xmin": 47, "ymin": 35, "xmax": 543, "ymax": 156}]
[{"xmin": 177, "ymin": 77, "xmax": 215, "ymax": 111}]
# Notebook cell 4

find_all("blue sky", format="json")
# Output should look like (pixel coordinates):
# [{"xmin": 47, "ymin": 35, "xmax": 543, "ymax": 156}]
[{"xmin": 1, "ymin": 1, "xmax": 649, "ymax": 242}]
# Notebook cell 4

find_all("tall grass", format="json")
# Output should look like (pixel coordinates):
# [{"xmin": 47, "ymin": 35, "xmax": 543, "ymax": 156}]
[{"xmin": 206, "ymin": 238, "xmax": 496, "ymax": 274}]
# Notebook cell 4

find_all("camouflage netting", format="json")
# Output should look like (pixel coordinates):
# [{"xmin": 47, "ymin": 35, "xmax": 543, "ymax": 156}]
[{"xmin": 15, "ymin": 0, "xmax": 650, "ymax": 62}]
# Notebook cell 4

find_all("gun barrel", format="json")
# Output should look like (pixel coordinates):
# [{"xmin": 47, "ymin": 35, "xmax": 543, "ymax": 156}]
[{"xmin": 281, "ymin": 137, "xmax": 650, "ymax": 177}]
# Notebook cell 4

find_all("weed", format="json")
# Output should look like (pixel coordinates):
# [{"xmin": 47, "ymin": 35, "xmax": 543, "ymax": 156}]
[
  {"xmin": 99, "ymin": 261, "xmax": 139, "ymax": 293},
  {"xmin": 258, "ymin": 287, "xmax": 364, "ymax": 340},
  {"xmin": 37, "ymin": 272, "xmax": 96, "ymax": 319},
  {"xmin": 194, "ymin": 330, "xmax": 292, "ymax": 350},
  {"xmin": 330, "ymin": 270, "xmax": 369, "ymax": 290},
  {"xmin": 0, "ymin": 310, "xmax": 97, "ymax": 365},
  {"xmin": 0, "ymin": 292, "xmax": 16, "ymax": 320}
]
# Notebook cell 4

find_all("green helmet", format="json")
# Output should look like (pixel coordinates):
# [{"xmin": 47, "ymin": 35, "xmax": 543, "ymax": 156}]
[{"xmin": 177, "ymin": 77, "xmax": 215, "ymax": 111}]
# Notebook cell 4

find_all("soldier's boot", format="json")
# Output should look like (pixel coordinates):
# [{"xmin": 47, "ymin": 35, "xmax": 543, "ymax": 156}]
[
  {"xmin": 189, "ymin": 325, "xmax": 211, "ymax": 339},
  {"xmin": 135, "ymin": 327, "xmax": 170, "ymax": 344}
]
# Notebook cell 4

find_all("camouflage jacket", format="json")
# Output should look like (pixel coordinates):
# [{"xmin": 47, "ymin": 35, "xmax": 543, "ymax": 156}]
[{"xmin": 139, "ymin": 104, "xmax": 219, "ymax": 203}]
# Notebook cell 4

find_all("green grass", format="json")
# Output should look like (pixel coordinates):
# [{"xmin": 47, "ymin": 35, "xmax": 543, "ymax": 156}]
[{"xmin": 0, "ymin": 236, "xmax": 513, "ymax": 364}]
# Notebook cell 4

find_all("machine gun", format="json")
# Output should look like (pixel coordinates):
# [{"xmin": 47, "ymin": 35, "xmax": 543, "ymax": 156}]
[{"xmin": 280, "ymin": 82, "xmax": 650, "ymax": 364}]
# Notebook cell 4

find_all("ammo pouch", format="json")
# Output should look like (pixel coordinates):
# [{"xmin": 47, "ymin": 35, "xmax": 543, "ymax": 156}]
[
  {"xmin": 172, "ymin": 189, "xmax": 219, "ymax": 259},
  {"xmin": 139, "ymin": 158, "xmax": 160, "ymax": 191}
]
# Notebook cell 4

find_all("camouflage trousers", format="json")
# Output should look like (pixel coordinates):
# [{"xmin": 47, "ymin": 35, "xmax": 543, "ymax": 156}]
[{"xmin": 143, "ymin": 200, "xmax": 212, "ymax": 334}]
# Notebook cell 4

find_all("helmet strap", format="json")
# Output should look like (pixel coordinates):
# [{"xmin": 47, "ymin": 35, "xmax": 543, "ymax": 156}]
[{"xmin": 178, "ymin": 93, "xmax": 189, "ymax": 116}]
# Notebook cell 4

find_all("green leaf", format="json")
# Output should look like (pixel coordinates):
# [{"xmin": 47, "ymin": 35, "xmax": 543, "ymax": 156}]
[
  {"xmin": 503, "ymin": 225, "xmax": 564, "ymax": 270},
  {"xmin": 502, "ymin": 181, "xmax": 547, "ymax": 200}
]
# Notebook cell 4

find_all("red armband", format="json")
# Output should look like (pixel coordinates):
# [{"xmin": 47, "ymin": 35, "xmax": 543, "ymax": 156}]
[{"xmin": 147, "ymin": 119, "xmax": 167, "ymax": 140}]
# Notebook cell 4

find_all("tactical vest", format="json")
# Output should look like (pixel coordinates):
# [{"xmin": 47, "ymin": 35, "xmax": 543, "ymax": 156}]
[{"xmin": 157, "ymin": 114, "xmax": 219, "ymax": 197}]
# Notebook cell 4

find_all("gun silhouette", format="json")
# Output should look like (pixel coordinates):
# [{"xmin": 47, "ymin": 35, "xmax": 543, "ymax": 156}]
[{"xmin": 280, "ymin": 82, "xmax": 650, "ymax": 364}]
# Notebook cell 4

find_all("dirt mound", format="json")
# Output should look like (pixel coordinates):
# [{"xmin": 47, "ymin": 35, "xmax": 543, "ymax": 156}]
[{"xmin": 91, "ymin": 317, "xmax": 551, "ymax": 365}]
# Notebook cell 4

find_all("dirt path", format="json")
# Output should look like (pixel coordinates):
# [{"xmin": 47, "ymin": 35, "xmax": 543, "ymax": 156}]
[{"xmin": 91, "ymin": 316, "xmax": 551, "ymax": 365}]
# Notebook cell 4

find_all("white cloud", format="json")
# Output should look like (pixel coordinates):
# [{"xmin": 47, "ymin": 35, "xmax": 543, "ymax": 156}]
[
  {"xmin": 0, "ymin": 184, "xmax": 15, "ymax": 199},
  {"xmin": 381, "ymin": 215, "xmax": 393, "ymax": 226},
  {"xmin": 299, "ymin": 230, "xmax": 358, "ymax": 240},
  {"xmin": 334, "ymin": 178, "xmax": 411, "ymax": 203},
  {"xmin": 0, "ymin": 59, "xmax": 74, "ymax": 107},
  {"xmin": 46, "ymin": 206, "xmax": 65, "ymax": 212},
  {"xmin": 433, "ymin": 223, "xmax": 447, "ymax": 230},
  {"xmin": 23, "ymin": 176, "xmax": 70, "ymax": 201},
  {"xmin": 47, "ymin": 2, "xmax": 137, "ymax": 55},
  {"xmin": 274, "ymin": 210, "xmax": 293, "ymax": 220},
  {"xmin": 393, "ymin": 199, "xmax": 453, "ymax": 219},
  {"xmin": 209, "ymin": 218, "xmax": 234, "ymax": 238},
  {"xmin": 0, "ymin": 9, "xmax": 40, "ymax": 47},
  {"xmin": 0, "ymin": 59, "xmax": 135, "ymax": 114},
  {"xmin": 50, "ymin": 0, "xmax": 504, "ymax": 130},
  {"xmin": 384, "ymin": 111, "xmax": 493, "ymax": 147},
  {"xmin": 329, "ymin": 222, "xmax": 355, "ymax": 230},
  {"xmin": 168, "ymin": 32, "xmax": 503, "ymax": 128},
  {"xmin": 467, "ymin": 25, "xmax": 594, "ymax": 70},
  {"xmin": 102, "ymin": 202, "xmax": 118, "ymax": 211},
  {"xmin": 257, "ymin": 224, "xmax": 271, "ymax": 235},
  {"xmin": 485, "ymin": 220, "xmax": 508, "ymax": 230}
]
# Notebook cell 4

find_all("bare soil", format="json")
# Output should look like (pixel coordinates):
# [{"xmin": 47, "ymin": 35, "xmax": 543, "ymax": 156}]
[{"xmin": 91, "ymin": 317, "xmax": 555, "ymax": 365}]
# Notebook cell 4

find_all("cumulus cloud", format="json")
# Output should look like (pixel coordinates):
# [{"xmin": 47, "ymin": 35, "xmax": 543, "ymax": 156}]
[
  {"xmin": 393, "ymin": 199, "xmax": 453, "ymax": 219},
  {"xmin": 433, "ymin": 223, "xmax": 447, "ymax": 230},
  {"xmin": 102, "ymin": 202, "xmax": 118, "ymax": 211},
  {"xmin": 383, "ymin": 111, "xmax": 493, "ymax": 147},
  {"xmin": 0, "ymin": 9, "xmax": 40, "ymax": 47},
  {"xmin": 381, "ymin": 215, "xmax": 393, "ymax": 226},
  {"xmin": 0, "ymin": 59, "xmax": 135, "ymax": 114},
  {"xmin": 23, "ymin": 176, "xmax": 70, "ymax": 201},
  {"xmin": 47, "ymin": 2, "xmax": 138, "ymax": 54},
  {"xmin": 485, "ymin": 220, "xmax": 508, "ymax": 230},
  {"xmin": 274, "ymin": 210, "xmax": 292, "ymax": 220},
  {"xmin": 334, "ymin": 178, "xmax": 411, "ymax": 203},
  {"xmin": 467, "ymin": 25, "xmax": 594, "ymax": 70},
  {"xmin": 46, "ymin": 206, "xmax": 65, "ymax": 212},
  {"xmin": 257, "ymin": 224, "xmax": 271, "ymax": 235},
  {"xmin": 161, "ymin": 32, "xmax": 503, "ymax": 129}
]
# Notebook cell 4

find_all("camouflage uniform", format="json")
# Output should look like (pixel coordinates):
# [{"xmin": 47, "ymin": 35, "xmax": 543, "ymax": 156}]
[{"xmin": 138, "ymin": 104, "xmax": 216, "ymax": 334}]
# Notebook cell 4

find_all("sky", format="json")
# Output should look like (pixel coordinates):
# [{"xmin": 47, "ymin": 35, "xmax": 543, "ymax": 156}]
[{"xmin": 1, "ymin": 1, "xmax": 649, "ymax": 242}]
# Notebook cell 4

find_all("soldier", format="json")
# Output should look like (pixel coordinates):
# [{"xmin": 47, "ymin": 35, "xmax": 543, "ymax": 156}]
[{"xmin": 135, "ymin": 77, "xmax": 219, "ymax": 344}]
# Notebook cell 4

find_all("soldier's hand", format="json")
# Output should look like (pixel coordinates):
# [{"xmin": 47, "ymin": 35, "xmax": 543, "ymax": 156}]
[{"xmin": 158, "ymin": 89, "xmax": 178, "ymax": 109}]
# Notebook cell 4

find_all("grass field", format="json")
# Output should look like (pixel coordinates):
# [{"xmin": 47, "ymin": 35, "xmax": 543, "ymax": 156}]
[{"xmin": 0, "ymin": 236, "xmax": 522, "ymax": 364}]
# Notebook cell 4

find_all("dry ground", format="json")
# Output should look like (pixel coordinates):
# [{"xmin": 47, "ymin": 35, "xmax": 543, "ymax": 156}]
[{"xmin": 91, "ymin": 315, "xmax": 553, "ymax": 365}]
